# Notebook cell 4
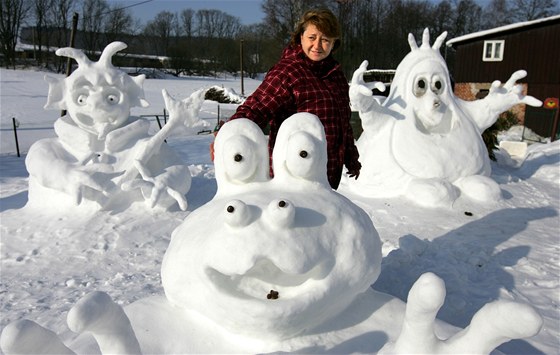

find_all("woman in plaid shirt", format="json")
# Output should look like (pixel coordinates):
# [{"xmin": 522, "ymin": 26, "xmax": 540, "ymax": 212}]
[{"xmin": 229, "ymin": 8, "xmax": 361, "ymax": 189}]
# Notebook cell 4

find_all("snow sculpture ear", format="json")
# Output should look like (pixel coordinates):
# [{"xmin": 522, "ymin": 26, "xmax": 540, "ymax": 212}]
[
  {"xmin": 272, "ymin": 113, "xmax": 329, "ymax": 187},
  {"xmin": 214, "ymin": 119, "xmax": 269, "ymax": 194},
  {"xmin": 43, "ymin": 75, "xmax": 66, "ymax": 110},
  {"xmin": 129, "ymin": 74, "xmax": 149, "ymax": 108}
]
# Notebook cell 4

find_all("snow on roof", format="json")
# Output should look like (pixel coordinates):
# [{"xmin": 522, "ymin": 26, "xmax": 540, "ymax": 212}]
[{"xmin": 446, "ymin": 14, "xmax": 560, "ymax": 47}]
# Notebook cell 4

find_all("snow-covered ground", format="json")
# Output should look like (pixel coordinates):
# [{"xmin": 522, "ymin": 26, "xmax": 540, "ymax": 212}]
[{"xmin": 1, "ymin": 68, "xmax": 559, "ymax": 354}]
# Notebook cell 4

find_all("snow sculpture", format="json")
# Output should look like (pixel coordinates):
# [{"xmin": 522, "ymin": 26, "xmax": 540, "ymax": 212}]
[
  {"xmin": 0, "ymin": 115, "xmax": 543, "ymax": 354},
  {"xmin": 25, "ymin": 42, "xmax": 203, "ymax": 212},
  {"xmin": 348, "ymin": 29, "xmax": 542, "ymax": 207},
  {"xmin": 162, "ymin": 113, "xmax": 383, "ymax": 340}
]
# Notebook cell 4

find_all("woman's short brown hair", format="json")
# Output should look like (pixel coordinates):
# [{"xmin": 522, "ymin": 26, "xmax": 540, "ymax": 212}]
[{"xmin": 290, "ymin": 8, "xmax": 341, "ymax": 52}]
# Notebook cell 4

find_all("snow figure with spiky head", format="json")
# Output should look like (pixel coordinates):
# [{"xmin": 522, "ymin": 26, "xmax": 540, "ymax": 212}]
[
  {"xmin": 348, "ymin": 29, "xmax": 542, "ymax": 207},
  {"xmin": 25, "ymin": 42, "xmax": 204, "ymax": 212}
]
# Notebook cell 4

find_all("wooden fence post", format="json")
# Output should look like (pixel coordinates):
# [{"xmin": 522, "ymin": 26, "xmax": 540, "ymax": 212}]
[{"xmin": 12, "ymin": 117, "xmax": 20, "ymax": 157}]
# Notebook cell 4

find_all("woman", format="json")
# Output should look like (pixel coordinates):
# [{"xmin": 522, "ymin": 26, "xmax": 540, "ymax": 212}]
[{"xmin": 229, "ymin": 8, "xmax": 360, "ymax": 189}]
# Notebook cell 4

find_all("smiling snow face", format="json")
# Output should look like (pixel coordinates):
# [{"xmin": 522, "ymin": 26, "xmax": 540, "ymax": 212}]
[{"xmin": 161, "ymin": 114, "xmax": 382, "ymax": 340}]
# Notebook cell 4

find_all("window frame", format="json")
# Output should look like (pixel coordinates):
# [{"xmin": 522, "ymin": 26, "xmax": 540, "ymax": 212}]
[{"xmin": 482, "ymin": 40, "xmax": 505, "ymax": 62}]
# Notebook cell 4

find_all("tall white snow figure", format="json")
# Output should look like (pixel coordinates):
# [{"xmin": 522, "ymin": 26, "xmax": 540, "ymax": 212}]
[
  {"xmin": 25, "ymin": 42, "xmax": 196, "ymax": 211},
  {"xmin": 161, "ymin": 113, "xmax": 382, "ymax": 340},
  {"xmin": 348, "ymin": 29, "xmax": 542, "ymax": 207}
]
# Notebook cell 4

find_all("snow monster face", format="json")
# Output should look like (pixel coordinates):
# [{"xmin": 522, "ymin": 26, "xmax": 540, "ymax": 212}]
[
  {"xmin": 44, "ymin": 42, "xmax": 149, "ymax": 139},
  {"xmin": 385, "ymin": 29, "xmax": 456, "ymax": 135},
  {"xmin": 161, "ymin": 113, "xmax": 381, "ymax": 340}
]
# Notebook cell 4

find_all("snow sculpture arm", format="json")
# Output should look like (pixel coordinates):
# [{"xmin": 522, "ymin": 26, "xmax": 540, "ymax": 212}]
[
  {"xmin": 458, "ymin": 70, "xmax": 542, "ymax": 132},
  {"xmin": 380, "ymin": 272, "xmax": 543, "ymax": 354},
  {"xmin": 349, "ymin": 60, "xmax": 386, "ymax": 114},
  {"xmin": 26, "ymin": 140, "xmax": 115, "ymax": 205},
  {"xmin": 118, "ymin": 89, "xmax": 203, "ymax": 211}
]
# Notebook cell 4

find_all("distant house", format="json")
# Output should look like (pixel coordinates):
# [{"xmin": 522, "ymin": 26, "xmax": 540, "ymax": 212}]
[{"xmin": 446, "ymin": 15, "xmax": 560, "ymax": 139}]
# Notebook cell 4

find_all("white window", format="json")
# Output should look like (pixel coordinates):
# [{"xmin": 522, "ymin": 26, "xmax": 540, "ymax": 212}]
[{"xmin": 482, "ymin": 40, "xmax": 504, "ymax": 62}]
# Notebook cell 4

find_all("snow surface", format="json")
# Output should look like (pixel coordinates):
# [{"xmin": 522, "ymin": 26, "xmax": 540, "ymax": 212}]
[{"xmin": 1, "ymin": 67, "xmax": 559, "ymax": 354}]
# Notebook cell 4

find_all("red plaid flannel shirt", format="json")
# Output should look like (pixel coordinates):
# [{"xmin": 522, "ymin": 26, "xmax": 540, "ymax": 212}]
[{"xmin": 230, "ymin": 45, "xmax": 360, "ymax": 189}]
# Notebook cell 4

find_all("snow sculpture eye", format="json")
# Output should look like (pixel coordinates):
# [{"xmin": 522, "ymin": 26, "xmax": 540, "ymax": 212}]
[
  {"xmin": 224, "ymin": 199, "xmax": 252, "ymax": 228},
  {"xmin": 413, "ymin": 77, "xmax": 428, "ymax": 97},
  {"xmin": 76, "ymin": 94, "xmax": 88, "ymax": 105},
  {"xmin": 286, "ymin": 132, "xmax": 320, "ymax": 180},
  {"xmin": 431, "ymin": 76, "xmax": 444, "ymax": 95},
  {"xmin": 223, "ymin": 135, "xmax": 258, "ymax": 183},
  {"xmin": 264, "ymin": 198, "xmax": 295, "ymax": 229},
  {"xmin": 106, "ymin": 94, "xmax": 119, "ymax": 105}
]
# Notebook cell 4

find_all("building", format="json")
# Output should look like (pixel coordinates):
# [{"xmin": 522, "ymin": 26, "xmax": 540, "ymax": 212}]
[{"xmin": 446, "ymin": 15, "xmax": 560, "ymax": 140}]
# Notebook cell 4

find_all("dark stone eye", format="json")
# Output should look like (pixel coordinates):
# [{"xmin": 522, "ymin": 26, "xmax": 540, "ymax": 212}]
[
  {"xmin": 227, "ymin": 205, "xmax": 235, "ymax": 213},
  {"xmin": 234, "ymin": 154, "xmax": 243, "ymax": 162},
  {"xmin": 299, "ymin": 150, "xmax": 308, "ymax": 158},
  {"xmin": 278, "ymin": 200, "xmax": 287, "ymax": 208},
  {"xmin": 418, "ymin": 79, "xmax": 426, "ymax": 89}
]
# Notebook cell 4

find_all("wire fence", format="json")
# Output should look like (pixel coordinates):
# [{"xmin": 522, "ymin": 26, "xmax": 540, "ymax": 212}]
[{"xmin": 1, "ymin": 105, "xmax": 237, "ymax": 157}]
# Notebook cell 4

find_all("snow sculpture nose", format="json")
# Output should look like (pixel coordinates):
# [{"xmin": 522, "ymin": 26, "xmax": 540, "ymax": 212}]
[
  {"xmin": 264, "ymin": 199, "xmax": 295, "ymax": 229},
  {"xmin": 225, "ymin": 199, "xmax": 253, "ymax": 228},
  {"xmin": 433, "ymin": 99, "xmax": 441, "ymax": 108}
]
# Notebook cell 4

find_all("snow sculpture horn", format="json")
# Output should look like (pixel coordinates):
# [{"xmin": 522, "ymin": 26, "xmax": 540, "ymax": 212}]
[
  {"xmin": 408, "ymin": 28, "xmax": 447, "ymax": 51},
  {"xmin": 98, "ymin": 41, "xmax": 127, "ymax": 68},
  {"xmin": 55, "ymin": 47, "xmax": 91, "ymax": 68}
]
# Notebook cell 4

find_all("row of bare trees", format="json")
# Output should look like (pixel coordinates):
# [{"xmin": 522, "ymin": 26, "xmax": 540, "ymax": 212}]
[{"xmin": 2, "ymin": 0, "xmax": 558, "ymax": 75}]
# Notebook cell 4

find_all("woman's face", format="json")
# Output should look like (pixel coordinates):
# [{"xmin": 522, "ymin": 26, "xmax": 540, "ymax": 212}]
[{"xmin": 300, "ymin": 24, "xmax": 335, "ymax": 62}]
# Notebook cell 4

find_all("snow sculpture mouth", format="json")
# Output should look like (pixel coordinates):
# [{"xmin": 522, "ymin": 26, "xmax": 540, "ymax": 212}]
[
  {"xmin": 413, "ymin": 108, "xmax": 452, "ymax": 135},
  {"xmin": 206, "ymin": 258, "xmax": 332, "ymax": 300}
]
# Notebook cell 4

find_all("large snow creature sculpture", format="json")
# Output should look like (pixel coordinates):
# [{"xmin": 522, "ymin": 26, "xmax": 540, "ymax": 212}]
[
  {"xmin": 348, "ymin": 29, "xmax": 542, "ymax": 207},
  {"xmin": 0, "ymin": 114, "xmax": 543, "ymax": 354},
  {"xmin": 162, "ymin": 113, "xmax": 383, "ymax": 340},
  {"xmin": 25, "ymin": 42, "xmax": 202, "ymax": 212}
]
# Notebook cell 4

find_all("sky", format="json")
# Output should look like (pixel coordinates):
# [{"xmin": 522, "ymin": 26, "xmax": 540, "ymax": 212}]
[{"xmin": 107, "ymin": 0, "xmax": 266, "ymax": 25}]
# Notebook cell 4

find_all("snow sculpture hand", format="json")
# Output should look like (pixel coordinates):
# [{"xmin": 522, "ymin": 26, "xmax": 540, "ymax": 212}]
[
  {"xmin": 484, "ymin": 70, "xmax": 543, "ymax": 118},
  {"xmin": 66, "ymin": 162, "xmax": 115, "ymax": 205},
  {"xmin": 349, "ymin": 60, "xmax": 385, "ymax": 113},
  {"xmin": 162, "ymin": 89, "xmax": 206, "ymax": 133},
  {"xmin": 380, "ymin": 272, "xmax": 543, "ymax": 354},
  {"xmin": 122, "ymin": 159, "xmax": 188, "ymax": 211}
]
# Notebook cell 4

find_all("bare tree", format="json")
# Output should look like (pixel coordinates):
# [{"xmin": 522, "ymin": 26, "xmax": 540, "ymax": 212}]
[
  {"xmin": 80, "ymin": 0, "xmax": 108, "ymax": 54},
  {"xmin": 143, "ymin": 11, "xmax": 177, "ymax": 56},
  {"xmin": 49, "ymin": 0, "xmax": 76, "ymax": 51},
  {"xmin": 180, "ymin": 8, "xmax": 194, "ymax": 38},
  {"xmin": 262, "ymin": 0, "xmax": 328, "ymax": 46},
  {"xmin": 0, "ymin": 0, "xmax": 31, "ymax": 67},
  {"xmin": 104, "ymin": 3, "xmax": 133, "ymax": 43},
  {"xmin": 510, "ymin": 0, "xmax": 558, "ymax": 21},
  {"xmin": 481, "ymin": 0, "xmax": 512, "ymax": 29},
  {"xmin": 31, "ymin": 0, "xmax": 53, "ymax": 64},
  {"xmin": 451, "ymin": 0, "xmax": 482, "ymax": 37},
  {"xmin": 432, "ymin": 0, "xmax": 455, "ymax": 35}
]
